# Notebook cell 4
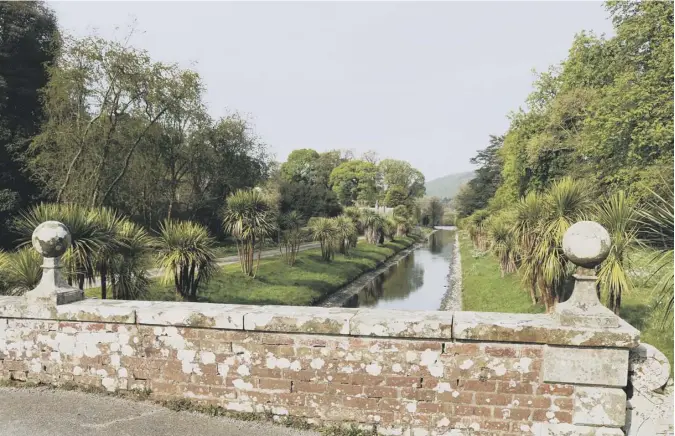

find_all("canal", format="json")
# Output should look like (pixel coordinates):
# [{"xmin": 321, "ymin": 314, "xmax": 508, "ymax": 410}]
[{"xmin": 343, "ymin": 228, "xmax": 456, "ymax": 310}]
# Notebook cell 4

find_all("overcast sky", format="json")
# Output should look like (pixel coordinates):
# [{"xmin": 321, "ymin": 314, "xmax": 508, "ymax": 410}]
[{"xmin": 50, "ymin": 1, "xmax": 614, "ymax": 181}]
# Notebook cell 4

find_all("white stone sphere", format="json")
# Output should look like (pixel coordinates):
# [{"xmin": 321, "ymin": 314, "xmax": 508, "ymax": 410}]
[
  {"xmin": 562, "ymin": 221, "xmax": 611, "ymax": 267},
  {"xmin": 32, "ymin": 221, "xmax": 71, "ymax": 258}
]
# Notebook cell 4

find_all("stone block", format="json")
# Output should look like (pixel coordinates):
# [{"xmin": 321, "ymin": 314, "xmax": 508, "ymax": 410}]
[
  {"xmin": 349, "ymin": 309, "xmax": 453, "ymax": 339},
  {"xmin": 543, "ymin": 346, "xmax": 628, "ymax": 387},
  {"xmin": 56, "ymin": 299, "xmax": 136, "ymax": 323},
  {"xmin": 532, "ymin": 423, "xmax": 625, "ymax": 435},
  {"xmin": 243, "ymin": 306, "xmax": 357, "ymax": 335},
  {"xmin": 454, "ymin": 311, "xmax": 639, "ymax": 348},
  {"xmin": 135, "ymin": 302, "xmax": 251, "ymax": 329},
  {"xmin": 573, "ymin": 386, "xmax": 626, "ymax": 427}
]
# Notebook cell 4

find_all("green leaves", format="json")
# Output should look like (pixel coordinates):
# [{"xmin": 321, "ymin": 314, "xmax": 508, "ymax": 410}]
[{"xmin": 155, "ymin": 219, "xmax": 216, "ymax": 300}]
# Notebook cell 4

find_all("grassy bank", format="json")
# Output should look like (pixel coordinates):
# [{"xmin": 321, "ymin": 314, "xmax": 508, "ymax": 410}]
[
  {"xmin": 87, "ymin": 236, "xmax": 416, "ymax": 306},
  {"xmin": 458, "ymin": 231, "xmax": 673, "ymax": 368}
]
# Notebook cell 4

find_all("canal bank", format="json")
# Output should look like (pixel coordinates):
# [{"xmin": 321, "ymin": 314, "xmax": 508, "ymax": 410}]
[{"xmin": 320, "ymin": 228, "xmax": 457, "ymax": 310}]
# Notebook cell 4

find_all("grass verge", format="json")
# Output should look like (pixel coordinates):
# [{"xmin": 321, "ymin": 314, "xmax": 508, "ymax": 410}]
[
  {"xmin": 458, "ymin": 231, "xmax": 673, "ymax": 369},
  {"xmin": 87, "ymin": 237, "xmax": 417, "ymax": 306}
]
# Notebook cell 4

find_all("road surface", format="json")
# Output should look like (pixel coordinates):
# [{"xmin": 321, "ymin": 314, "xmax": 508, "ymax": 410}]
[{"xmin": 0, "ymin": 387, "xmax": 319, "ymax": 436}]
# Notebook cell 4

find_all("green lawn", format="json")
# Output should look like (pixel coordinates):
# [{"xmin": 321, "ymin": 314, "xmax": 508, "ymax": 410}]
[
  {"xmin": 459, "ymin": 231, "xmax": 674, "ymax": 369},
  {"xmin": 459, "ymin": 232, "xmax": 544, "ymax": 314},
  {"xmin": 88, "ymin": 237, "xmax": 416, "ymax": 306}
]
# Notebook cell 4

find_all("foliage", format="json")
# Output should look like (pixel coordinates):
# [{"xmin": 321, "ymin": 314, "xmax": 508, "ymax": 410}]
[
  {"xmin": 333, "ymin": 216, "xmax": 357, "ymax": 255},
  {"xmin": 155, "ymin": 219, "xmax": 216, "ymax": 300},
  {"xmin": 638, "ymin": 183, "xmax": 674, "ymax": 322},
  {"xmin": 487, "ymin": 216, "xmax": 517, "ymax": 277},
  {"xmin": 110, "ymin": 221, "xmax": 152, "ymax": 300},
  {"xmin": 378, "ymin": 159, "xmax": 425, "ymax": 205},
  {"xmin": 594, "ymin": 191, "xmax": 639, "ymax": 314},
  {"xmin": 453, "ymin": 136, "xmax": 504, "ymax": 217},
  {"xmin": 0, "ymin": 247, "xmax": 42, "ymax": 295},
  {"xmin": 359, "ymin": 210, "xmax": 385, "ymax": 245},
  {"xmin": 329, "ymin": 160, "xmax": 379, "ymax": 207},
  {"xmin": 278, "ymin": 211, "xmax": 306, "ymax": 266},
  {"xmin": 308, "ymin": 217, "xmax": 338, "ymax": 261},
  {"xmin": 419, "ymin": 197, "xmax": 444, "ymax": 227},
  {"xmin": 0, "ymin": 2, "xmax": 59, "ymax": 249},
  {"xmin": 222, "ymin": 189, "xmax": 276, "ymax": 277},
  {"xmin": 14, "ymin": 203, "xmax": 114, "ymax": 291}
]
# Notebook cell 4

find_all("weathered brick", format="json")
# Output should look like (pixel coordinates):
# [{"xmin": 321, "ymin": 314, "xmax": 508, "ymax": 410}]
[
  {"xmin": 258, "ymin": 377, "xmax": 292, "ymax": 391},
  {"xmin": 293, "ymin": 381, "xmax": 327, "ymax": 394},
  {"xmin": 484, "ymin": 345, "xmax": 518, "ymax": 357},
  {"xmin": 463, "ymin": 380, "xmax": 497, "ymax": 392},
  {"xmin": 350, "ymin": 374, "xmax": 384, "ymax": 386},
  {"xmin": 475, "ymin": 392, "xmax": 512, "ymax": 406},
  {"xmin": 385, "ymin": 376, "xmax": 420, "ymax": 387},
  {"xmin": 553, "ymin": 397, "xmax": 574, "ymax": 410},
  {"xmin": 499, "ymin": 407, "xmax": 532, "ymax": 421},
  {"xmin": 513, "ymin": 395, "xmax": 550, "ymax": 409},
  {"xmin": 482, "ymin": 420, "xmax": 510, "ymax": 431},
  {"xmin": 444, "ymin": 342, "xmax": 479, "ymax": 355},
  {"xmin": 342, "ymin": 396, "xmax": 378, "ymax": 410},
  {"xmin": 498, "ymin": 381, "xmax": 534, "ymax": 394},
  {"xmin": 536, "ymin": 383, "xmax": 574, "ymax": 396},
  {"xmin": 437, "ymin": 390, "xmax": 473, "ymax": 404},
  {"xmin": 532, "ymin": 409, "xmax": 573, "ymax": 423},
  {"xmin": 454, "ymin": 405, "xmax": 492, "ymax": 418},
  {"xmin": 416, "ymin": 402, "xmax": 441, "ymax": 413},
  {"xmin": 363, "ymin": 386, "xmax": 397, "ymax": 398}
]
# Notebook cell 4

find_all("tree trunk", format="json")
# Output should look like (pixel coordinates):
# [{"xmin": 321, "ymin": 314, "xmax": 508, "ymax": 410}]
[{"xmin": 101, "ymin": 266, "xmax": 107, "ymax": 300}]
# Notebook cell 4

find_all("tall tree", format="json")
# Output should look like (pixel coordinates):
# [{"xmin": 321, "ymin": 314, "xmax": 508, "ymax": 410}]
[
  {"xmin": 329, "ymin": 160, "xmax": 379, "ymax": 206},
  {"xmin": 0, "ymin": 2, "xmax": 59, "ymax": 248},
  {"xmin": 454, "ymin": 135, "xmax": 504, "ymax": 217}
]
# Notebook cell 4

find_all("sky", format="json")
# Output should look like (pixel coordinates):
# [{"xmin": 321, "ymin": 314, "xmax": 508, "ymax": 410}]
[{"xmin": 49, "ymin": 1, "xmax": 615, "ymax": 181}]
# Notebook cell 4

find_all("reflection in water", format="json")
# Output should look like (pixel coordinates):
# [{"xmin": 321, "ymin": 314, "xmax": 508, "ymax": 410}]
[{"xmin": 344, "ymin": 230, "xmax": 455, "ymax": 310}]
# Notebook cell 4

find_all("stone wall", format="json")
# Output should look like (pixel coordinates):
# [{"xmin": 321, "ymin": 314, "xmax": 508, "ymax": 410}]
[{"xmin": 0, "ymin": 299, "xmax": 638, "ymax": 436}]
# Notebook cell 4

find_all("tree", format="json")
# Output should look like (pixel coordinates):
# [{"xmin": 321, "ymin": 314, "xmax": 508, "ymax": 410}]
[
  {"xmin": 278, "ymin": 211, "xmax": 305, "ymax": 266},
  {"xmin": 329, "ymin": 160, "xmax": 379, "ymax": 206},
  {"xmin": 360, "ymin": 210, "xmax": 385, "ymax": 245},
  {"xmin": 453, "ymin": 135, "xmax": 503, "ymax": 217},
  {"xmin": 308, "ymin": 217, "xmax": 338, "ymax": 261},
  {"xmin": 334, "ymin": 215, "xmax": 357, "ymax": 255},
  {"xmin": 378, "ymin": 159, "xmax": 426, "ymax": 204},
  {"xmin": 0, "ymin": 2, "xmax": 59, "ymax": 249},
  {"xmin": 420, "ymin": 197, "xmax": 444, "ymax": 226},
  {"xmin": 29, "ymin": 35, "xmax": 203, "ymax": 208},
  {"xmin": 222, "ymin": 189, "xmax": 276, "ymax": 277},
  {"xmin": 155, "ymin": 219, "xmax": 216, "ymax": 301}
]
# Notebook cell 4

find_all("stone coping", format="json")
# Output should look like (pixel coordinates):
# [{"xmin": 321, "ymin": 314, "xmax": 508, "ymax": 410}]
[{"xmin": 0, "ymin": 297, "xmax": 639, "ymax": 348}]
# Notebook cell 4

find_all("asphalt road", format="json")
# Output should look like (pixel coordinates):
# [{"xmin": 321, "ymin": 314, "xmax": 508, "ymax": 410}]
[{"xmin": 0, "ymin": 387, "xmax": 319, "ymax": 436}]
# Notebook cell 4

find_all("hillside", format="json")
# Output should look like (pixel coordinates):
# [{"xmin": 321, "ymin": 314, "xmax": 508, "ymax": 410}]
[{"xmin": 425, "ymin": 171, "xmax": 475, "ymax": 199}]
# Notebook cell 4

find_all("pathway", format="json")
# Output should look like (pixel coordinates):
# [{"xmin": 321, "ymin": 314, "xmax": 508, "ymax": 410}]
[{"xmin": 0, "ymin": 387, "xmax": 319, "ymax": 436}]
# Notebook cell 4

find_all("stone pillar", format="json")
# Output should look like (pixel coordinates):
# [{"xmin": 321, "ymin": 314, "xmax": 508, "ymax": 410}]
[
  {"xmin": 25, "ymin": 221, "xmax": 84, "ymax": 306},
  {"xmin": 554, "ymin": 220, "xmax": 618, "ymax": 328},
  {"xmin": 541, "ymin": 221, "xmax": 634, "ymax": 435}
]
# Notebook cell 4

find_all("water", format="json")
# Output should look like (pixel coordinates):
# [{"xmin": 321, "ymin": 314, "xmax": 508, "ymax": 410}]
[{"xmin": 343, "ymin": 228, "xmax": 455, "ymax": 310}]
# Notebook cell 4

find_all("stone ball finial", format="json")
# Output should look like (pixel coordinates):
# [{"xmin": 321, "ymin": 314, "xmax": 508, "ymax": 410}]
[
  {"xmin": 32, "ymin": 221, "xmax": 71, "ymax": 258},
  {"xmin": 562, "ymin": 220, "xmax": 611, "ymax": 268}
]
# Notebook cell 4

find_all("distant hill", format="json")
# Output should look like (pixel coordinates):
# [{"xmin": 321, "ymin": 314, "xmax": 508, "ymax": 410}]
[{"xmin": 425, "ymin": 171, "xmax": 475, "ymax": 200}]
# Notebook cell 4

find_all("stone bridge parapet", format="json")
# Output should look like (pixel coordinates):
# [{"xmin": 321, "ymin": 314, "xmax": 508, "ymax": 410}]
[{"xmin": 0, "ymin": 220, "xmax": 646, "ymax": 435}]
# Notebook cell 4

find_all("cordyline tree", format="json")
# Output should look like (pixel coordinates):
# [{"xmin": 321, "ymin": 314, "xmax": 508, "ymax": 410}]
[{"xmin": 222, "ymin": 189, "xmax": 275, "ymax": 277}]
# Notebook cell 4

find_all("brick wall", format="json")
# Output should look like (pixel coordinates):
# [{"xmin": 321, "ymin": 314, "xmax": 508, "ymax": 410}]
[{"xmin": 0, "ymin": 300, "xmax": 639, "ymax": 435}]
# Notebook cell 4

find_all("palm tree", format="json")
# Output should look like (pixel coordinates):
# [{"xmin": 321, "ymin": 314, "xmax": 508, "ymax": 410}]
[
  {"xmin": 14, "ymin": 203, "xmax": 113, "ymax": 291},
  {"xmin": 334, "ymin": 215, "xmax": 357, "ymax": 255},
  {"xmin": 383, "ymin": 217, "xmax": 397, "ymax": 241},
  {"xmin": 638, "ymin": 184, "xmax": 674, "ymax": 323},
  {"xmin": 89, "ymin": 207, "xmax": 125, "ymax": 299},
  {"xmin": 343, "ymin": 207, "xmax": 362, "ymax": 247},
  {"xmin": 222, "ymin": 189, "xmax": 276, "ymax": 277},
  {"xmin": 513, "ymin": 191, "xmax": 547, "ymax": 305},
  {"xmin": 487, "ymin": 217, "xmax": 517, "ymax": 277},
  {"xmin": 360, "ymin": 210, "xmax": 385, "ymax": 244},
  {"xmin": 278, "ymin": 211, "xmax": 306, "ymax": 266},
  {"xmin": 535, "ymin": 177, "xmax": 593, "ymax": 312},
  {"xmin": 0, "ymin": 247, "xmax": 42, "ymax": 295},
  {"xmin": 594, "ymin": 191, "xmax": 639, "ymax": 315},
  {"xmin": 111, "ymin": 221, "xmax": 152, "ymax": 300},
  {"xmin": 393, "ymin": 205, "xmax": 411, "ymax": 237},
  {"xmin": 156, "ymin": 219, "xmax": 217, "ymax": 301},
  {"xmin": 308, "ymin": 217, "xmax": 338, "ymax": 261}
]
